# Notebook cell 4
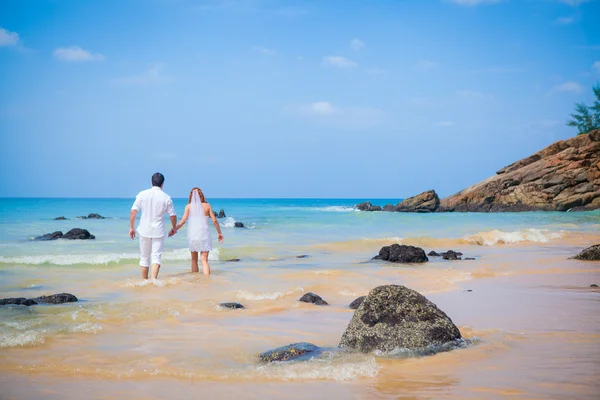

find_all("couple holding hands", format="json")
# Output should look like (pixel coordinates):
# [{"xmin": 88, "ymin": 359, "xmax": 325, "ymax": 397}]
[{"xmin": 129, "ymin": 173, "xmax": 224, "ymax": 280}]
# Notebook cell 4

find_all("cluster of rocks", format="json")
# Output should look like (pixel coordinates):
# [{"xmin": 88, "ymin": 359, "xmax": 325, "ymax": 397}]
[
  {"xmin": 357, "ymin": 190, "xmax": 440, "ymax": 213},
  {"xmin": 216, "ymin": 209, "xmax": 226, "ymax": 219},
  {"xmin": 372, "ymin": 244, "xmax": 475, "ymax": 263},
  {"xmin": 54, "ymin": 213, "xmax": 105, "ymax": 220},
  {"xmin": 0, "ymin": 293, "xmax": 78, "ymax": 307},
  {"xmin": 34, "ymin": 228, "xmax": 95, "ymax": 241},
  {"xmin": 258, "ymin": 284, "xmax": 465, "ymax": 362}
]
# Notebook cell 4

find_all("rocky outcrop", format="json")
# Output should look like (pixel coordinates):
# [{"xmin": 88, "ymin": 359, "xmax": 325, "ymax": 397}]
[
  {"xmin": 349, "ymin": 296, "xmax": 366, "ymax": 309},
  {"xmin": 217, "ymin": 209, "xmax": 226, "ymax": 218},
  {"xmin": 34, "ymin": 231, "xmax": 64, "ymax": 241},
  {"xmin": 219, "ymin": 302, "xmax": 245, "ymax": 309},
  {"xmin": 574, "ymin": 245, "xmax": 600, "ymax": 261},
  {"xmin": 438, "ymin": 130, "xmax": 600, "ymax": 212},
  {"xmin": 62, "ymin": 229, "xmax": 95, "ymax": 240},
  {"xmin": 1, "ymin": 293, "xmax": 78, "ymax": 306},
  {"xmin": 384, "ymin": 190, "xmax": 440, "ymax": 213},
  {"xmin": 357, "ymin": 202, "xmax": 382, "ymax": 212},
  {"xmin": 258, "ymin": 342, "xmax": 322, "ymax": 362},
  {"xmin": 373, "ymin": 244, "xmax": 428, "ymax": 263},
  {"xmin": 54, "ymin": 216, "xmax": 67, "ymax": 220},
  {"xmin": 234, "ymin": 222, "xmax": 245, "ymax": 228},
  {"xmin": 87, "ymin": 213, "xmax": 105, "ymax": 219},
  {"xmin": 298, "ymin": 293, "xmax": 328, "ymax": 305},
  {"xmin": 339, "ymin": 285, "xmax": 462, "ymax": 353}
]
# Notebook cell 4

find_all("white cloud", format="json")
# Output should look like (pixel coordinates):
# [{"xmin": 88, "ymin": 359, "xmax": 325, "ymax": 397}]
[
  {"xmin": 112, "ymin": 64, "xmax": 171, "ymax": 86},
  {"xmin": 592, "ymin": 61, "xmax": 600, "ymax": 74},
  {"xmin": 53, "ymin": 46, "xmax": 105, "ymax": 62},
  {"xmin": 415, "ymin": 60, "xmax": 437, "ymax": 70},
  {"xmin": 286, "ymin": 101, "xmax": 385, "ymax": 129},
  {"xmin": 350, "ymin": 38, "xmax": 365, "ymax": 52},
  {"xmin": 447, "ymin": 0, "xmax": 502, "ymax": 5},
  {"xmin": 252, "ymin": 46, "xmax": 276, "ymax": 56},
  {"xmin": 323, "ymin": 56, "xmax": 357, "ymax": 68},
  {"xmin": 554, "ymin": 81, "xmax": 583, "ymax": 93},
  {"xmin": 436, "ymin": 121, "xmax": 455, "ymax": 127},
  {"xmin": 456, "ymin": 90, "xmax": 485, "ymax": 99},
  {"xmin": 0, "ymin": 27, "xmax": 19, "ymax": 47},
  {"xmin": 555, "ymin": 16, "xmax": 575, "ymax": 24}
]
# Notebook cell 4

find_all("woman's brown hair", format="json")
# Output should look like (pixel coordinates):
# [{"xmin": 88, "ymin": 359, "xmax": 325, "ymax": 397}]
[{"xmin": 188, "ymin": 187, "xmax": 206, "ymax": 204}]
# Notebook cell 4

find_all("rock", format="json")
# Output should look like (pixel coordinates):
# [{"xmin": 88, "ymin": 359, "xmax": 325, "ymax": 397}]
[
  {"xmin": 438, "ymin": 130, "xmax": 600, "ymax": 212},
  {"xmin": 34, "ymin": 231, "xmax": 63, "ymax": 241},
  {"xmin": 464, "ymin": 289, "xmax": 473, "ymax": 292},
  {"xmin": 298, "ymin": 292, "xmax": 328, "ymax": 306},
  {"xmin": 0, "ymin": 298, "xmax": 38, "ymax": 306},
  {"xmin": 296, "ymin": 255, "xmax": 309, "ymax": 259},
  {"xmin": 234, "ymin": 222, "xmax": 245, "ymax": 228},
  {"xmin": 62, "ymin": 228, "xmax": 95, "ymax": 240},
  {"xmin": 428, "ymin": 251, "xmax": 441, "ymax": 257},
  {"xmin": 395, "ymin": 190, "xmax": 440, "ymax": 213},
  {"xmin": 464, "ymin": 257, "xmax": 476, "ymax": 260},
  {"xmin": 339, "ymin": 285, "xmax": 462, "ymax": 353},
  {"xmin": 258, "ymin": 342, "xmax": 322, "ymax": 363},
  {"xmin": 442, "ymin": 250, "xmax": 461, "ymax": 261},
  {"xmin": 217, "ymin": 209, "xmax": 226, "ymax": 218},
  {"xmin": 226, "ymin": 258, "xmax": 241, "ymax": 262},
  {"xmin": 382, "ymin": 204, "xmax": 396, "ymax": 212},
  {"xmin": 574, "ymin": 245, "xmax": 600, "ymax": 261},
  {"xmin": 75, "ymin": 216, "xmax": 87, "ymax": 219},
  {"xmin": 356, "ymin": 202, "xmax": 381, "ymax": 212},
  {"xmin": 219, "ymin": 302, "xmax": 245, "ymax": 309},
  {"xmin": 87, "ymin": 213, "xmax": 105, "ymax": 219},
  {"xmin": 53, "ymin": 216, "xmax": 67, "ymax": 220},
  {"xmin": 590, "ymin": 284, "xmax": 598, "ymax": 288},
  {"xmin": 349, "ymin": 296, "xmax": 366, "ymax": 310},
  {"xmin": 375, "ymin": 244, "xmax": 428, "ymax": 263},
  {"xmin": 33, "ymin": 293, "xmax": 78, "ymax": 304}
]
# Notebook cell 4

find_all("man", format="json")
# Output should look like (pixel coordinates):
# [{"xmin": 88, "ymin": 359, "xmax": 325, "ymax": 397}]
[{"xmin": 129, "ymin": 172, "xmax": 177, "ymax": 280}]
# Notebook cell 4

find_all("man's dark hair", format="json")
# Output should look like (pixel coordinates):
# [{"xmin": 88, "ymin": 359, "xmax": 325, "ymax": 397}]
[{"xmin": 152, "ymin": 172, "xmax": 165, "ymax": 187}]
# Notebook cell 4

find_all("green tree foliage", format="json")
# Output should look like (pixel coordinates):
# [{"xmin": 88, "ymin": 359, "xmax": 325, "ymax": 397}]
[{"xmin": 567, "ymin": 83, "xmax": 600, "ymax": 135}]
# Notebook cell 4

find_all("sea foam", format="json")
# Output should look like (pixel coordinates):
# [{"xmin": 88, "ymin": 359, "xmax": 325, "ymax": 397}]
[{"xmin": 464, "ymin": 229, "xmax": 563, "ymax": 246}]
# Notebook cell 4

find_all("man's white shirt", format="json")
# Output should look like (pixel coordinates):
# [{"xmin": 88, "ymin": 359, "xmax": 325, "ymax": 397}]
[{"xmin": 131, "ymin": 187, "xmax": 176, "ymax": 238}]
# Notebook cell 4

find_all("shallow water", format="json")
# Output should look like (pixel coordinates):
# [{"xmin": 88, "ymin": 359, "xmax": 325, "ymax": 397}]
[{"xmin": 1, "ymin": 198, "xmax": 599, "ymax": 399}]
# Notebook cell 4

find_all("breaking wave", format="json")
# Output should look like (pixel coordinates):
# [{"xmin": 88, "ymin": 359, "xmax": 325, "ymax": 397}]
[
  {"xmin": 464, "ymin": 229, "xmax": 563, "ymax": 246},
  {"xmin": 237, "ymin": 286, "xmax": 304, "ymax": 301}
]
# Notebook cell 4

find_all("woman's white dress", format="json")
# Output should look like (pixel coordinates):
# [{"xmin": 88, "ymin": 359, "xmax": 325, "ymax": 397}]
[{"xmin": 188, "ymin": 192, "xmax": 212, "ymax": 252}]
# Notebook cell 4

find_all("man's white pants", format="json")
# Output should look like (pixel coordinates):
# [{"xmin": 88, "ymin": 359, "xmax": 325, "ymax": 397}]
[{"xmin": 139, "ymin": 236, "xmax": 164, "ymax": 267}]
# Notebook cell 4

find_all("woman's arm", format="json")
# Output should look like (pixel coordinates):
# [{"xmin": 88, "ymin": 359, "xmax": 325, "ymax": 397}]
[
  {"xmin": 207, "ymin": 203, "xmax": 224, "ymax": 243},
  {"xmin": 175, "ymin": 205, "xmax": 190, "ymax": 231}
]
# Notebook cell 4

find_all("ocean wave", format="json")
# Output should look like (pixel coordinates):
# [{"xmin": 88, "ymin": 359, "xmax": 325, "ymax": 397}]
[
  {"xmin": 237, "ymin": 286, "xmax": 304, "ymax": 301},
  {"xmin": 464, "ymin": 229, "xmax": 563, "ymax": 246},
  {"xmin": 0, "ymin": 248, "xmax": 221, "ymax": 266}
]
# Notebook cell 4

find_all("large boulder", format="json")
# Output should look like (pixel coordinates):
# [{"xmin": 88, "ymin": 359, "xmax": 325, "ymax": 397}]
[
  {"xmin": 395, "ymin": 190, "xmax": 440, "ymax": 213},
  {"xmin": 374, "ymin": 244, "xmax": 428, "ymax": 263},
  {"xmin": 438, "ymin": 130, "xmax": 600, "ymax": 212},
  {"xmin": 258, "ymin": 342, "xmax": 322, "ymax": 362},
  {"xmin": 34, "ymin": 231, "xmax": 63, "ymax": 241},
  {"xmin": 574, "ymin": 245, "xmax": 600, "ymax": 261},
  {"xmin": 339, "ymin": 285, "xmax": 462, "ymax": 353},
  {"xmin": 356, "ymin": 202, "xmax": 382, "ymax": 212},
  {"xmin": 62, "ymin": 229, "xmax": 95, "ymax": 240},
  {"xmin": 33, "ymin": 293, "xmax": 78, "ymax": 304}
]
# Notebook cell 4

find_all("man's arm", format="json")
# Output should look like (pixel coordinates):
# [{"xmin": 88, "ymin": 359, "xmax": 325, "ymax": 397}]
[{"xmin": 129, "ymin": 210, "xmax": 138, "ymax": 239}]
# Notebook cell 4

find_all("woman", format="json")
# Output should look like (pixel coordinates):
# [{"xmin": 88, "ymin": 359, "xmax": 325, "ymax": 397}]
[{"xmin": 173, "ymin": 188, "xmax": 224, "ymax": 274}]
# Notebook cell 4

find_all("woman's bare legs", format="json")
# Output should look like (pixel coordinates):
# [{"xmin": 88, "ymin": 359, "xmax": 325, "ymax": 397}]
[
  {"xmin": 200, "ymin": 251, "xmax": 210, "ymax": 275},
  {"xmin": 191, "ymin": 251, "xmax": 199, "ymax": 273}
]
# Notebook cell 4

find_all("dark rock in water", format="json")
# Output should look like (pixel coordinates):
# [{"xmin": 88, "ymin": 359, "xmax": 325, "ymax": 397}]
[
  {"xmin": 464, "ymin": 257, "xmax": 476, "ymax": 261},
  {"xmin": 349, "ymin": 296, "xmax": 366, "ymax": 310},
  {"xmin": 375, "ymin": 244, "xmax": 428, "ymax": 263},
  {"xmin": 591, "ymin": 284, "xmax": 599, "ymax": 288},
  {"xmin": 226, "ymin": 258, "xmax": 241, "ymax": 262},
  {"xmin": 234, "ymin": 222, "xmax": 245, "ymax": 228},
  {"xmin": 258, "ymin": 342, "xmax": 322, "ymax": 362},
  {"xmin": 296, "ymin": 255, "xmax": 309, "ymax": 259},
  {"xmin": 34, "ymin": 231, "xmax": 63, "ymax": 241},
  {"xmin": 75, "ymin": 216, "xmax": 87, "ymax": 219},
  {"xmin": 395, "ymin": 190, "xmax": 440, "ymax": 213},
  {"xmin": 87, "ymin": 213, "xmax": 105, "ymax": 219},
  {"xmin": 219, "ymin": 302, "xmax": 245, "ymax": 309},
  {"xmin": 299, "ymin": 292, "xmax": 328, "ymax": 306},
  {"xmin": 54, "ymin": 216, "xmax": 67, "ymax": 220},
  {"xmin": 382, "ymin": 204, "xmax": 396, "ymax": 212},
  {"xmin": 217, "ymin": 209, "xmax": 226, "ymax": 218},
  {"xmin": 442, "ymin": 250, "xmax": 461, "ymax": 261},
  {"xmin": 574, "ymin": 245, "xmax": 600, "ymax": 261},
  {"xmin": 339, "ymin": 285, "xmax": 462, "ymax": 353},
  {"xmin": 428, "ymin": 251, "xmax": 441, "ymax": 257},
  {"xmin": 464, "ymin": 289, "xmax": 473, "ymax": 292},
  {"xmin": 33, "ymin": 293, "xmax": 78, "ymax": 304},
  {"xmin": 62, "ymin": 228, "xmax": 95, "ymax": 240},
  {"xmin": 0, "ymin": 297, "xmax": 38, "ymax": 306},
  {"xmin": 356, "ymin": 202, "xmax": 381, "ymax": 212}
]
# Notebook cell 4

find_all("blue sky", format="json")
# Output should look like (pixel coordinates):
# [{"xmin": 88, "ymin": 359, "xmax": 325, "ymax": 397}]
[{"xmin": 1, "ymin": 0, "xmax": 599, "ymax": 199}]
